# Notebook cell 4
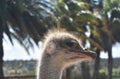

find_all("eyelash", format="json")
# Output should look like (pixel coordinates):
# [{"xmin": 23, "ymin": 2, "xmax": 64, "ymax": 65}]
[{"xmin": 66, "ymin": 40, "xmax": 79, "ymax": 48}]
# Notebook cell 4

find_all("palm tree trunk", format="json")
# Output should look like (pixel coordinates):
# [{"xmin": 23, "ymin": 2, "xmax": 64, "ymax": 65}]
[
  {"xmin": 0, "ymin": 1, "xmax": 5, "ymax": 77},
  {"xmin": 66, "ymin": 67, "xmax": 72, "ymax": 79},
  {"xmin": 0, "ymin": 18, "xmax": 4, "ymax": 79},
  {"xmin": 0, "ymin": 34, "xmax": 4, "ymax": 79},
  {"xmin": 81, "ymin": 62, "xmax": 90, "ymax": 79},
  {"xmin": 93, "ymin": 49, "xmax": 100, "ymax": 79},
  {"xmin": 108, "ymin": 49, "xmax": 113, "ymax": 79},
  {"xmin": 0, "ymin": 0, "xmax": 6, "ymax": 78}
]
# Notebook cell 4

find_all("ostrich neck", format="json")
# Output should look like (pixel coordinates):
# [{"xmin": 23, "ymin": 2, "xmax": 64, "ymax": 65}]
[{"xmin": 37, "ymin": 54, "xmax": 63, "ymax": 79}]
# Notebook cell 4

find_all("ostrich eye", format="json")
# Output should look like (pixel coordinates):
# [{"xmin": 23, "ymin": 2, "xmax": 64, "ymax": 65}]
[{"xmin": 65, "ymin": 39, "xmax": 79, "ymax": 49}]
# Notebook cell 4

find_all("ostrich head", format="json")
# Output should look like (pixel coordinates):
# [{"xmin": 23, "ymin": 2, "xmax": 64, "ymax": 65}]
[{"xmin": 42, "ymin": 30, "xmax": 96, "ymax": 69}]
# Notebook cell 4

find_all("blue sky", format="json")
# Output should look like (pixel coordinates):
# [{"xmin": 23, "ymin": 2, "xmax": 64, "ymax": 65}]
[{"xmin": 3, "ymin": 34, "xmax": 120, "ymax": 60}]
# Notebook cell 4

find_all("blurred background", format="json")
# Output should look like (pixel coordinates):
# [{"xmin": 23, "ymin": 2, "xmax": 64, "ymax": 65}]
[{"xmin": 0, "ymin": 0, "xmax": 120, "ymax": 79}]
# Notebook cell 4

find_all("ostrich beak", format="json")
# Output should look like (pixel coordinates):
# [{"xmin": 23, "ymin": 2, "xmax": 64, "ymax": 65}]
[
  {"xmin": 74, "ymin": 49, "xmax": 97, "ymax": 60},
  {"xmin": 79, "ymin": 49, "xmax": 96, "ymax": 60}
]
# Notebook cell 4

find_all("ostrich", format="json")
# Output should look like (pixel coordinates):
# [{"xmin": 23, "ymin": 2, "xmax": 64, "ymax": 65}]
[{"xmin": 37, "ymin": 30, "xmax": 96, "ymax": 79}]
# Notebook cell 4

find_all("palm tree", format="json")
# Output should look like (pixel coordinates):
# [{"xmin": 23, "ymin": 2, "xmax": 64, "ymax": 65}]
[
  {"xmin": 55, "ymin": 0, "xmax": 99, "ymax": 79},
  {"xmin": 0, "ymin": 0, "xmax": 56, "ymax": 78},
  {"xmin": 95, "ymin": 0, "xmax": 120, "ymax": 79},
  {"xmin": 89, "ymin": 19, "xmax": 112, "ymax": 79},
  {"xmin": 55, "ymin": 1, "xmax": 120, "ymax": 79},
  {"xmin": 90, "ymin": 0, "xmax": 120, "ymax": 79}
]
